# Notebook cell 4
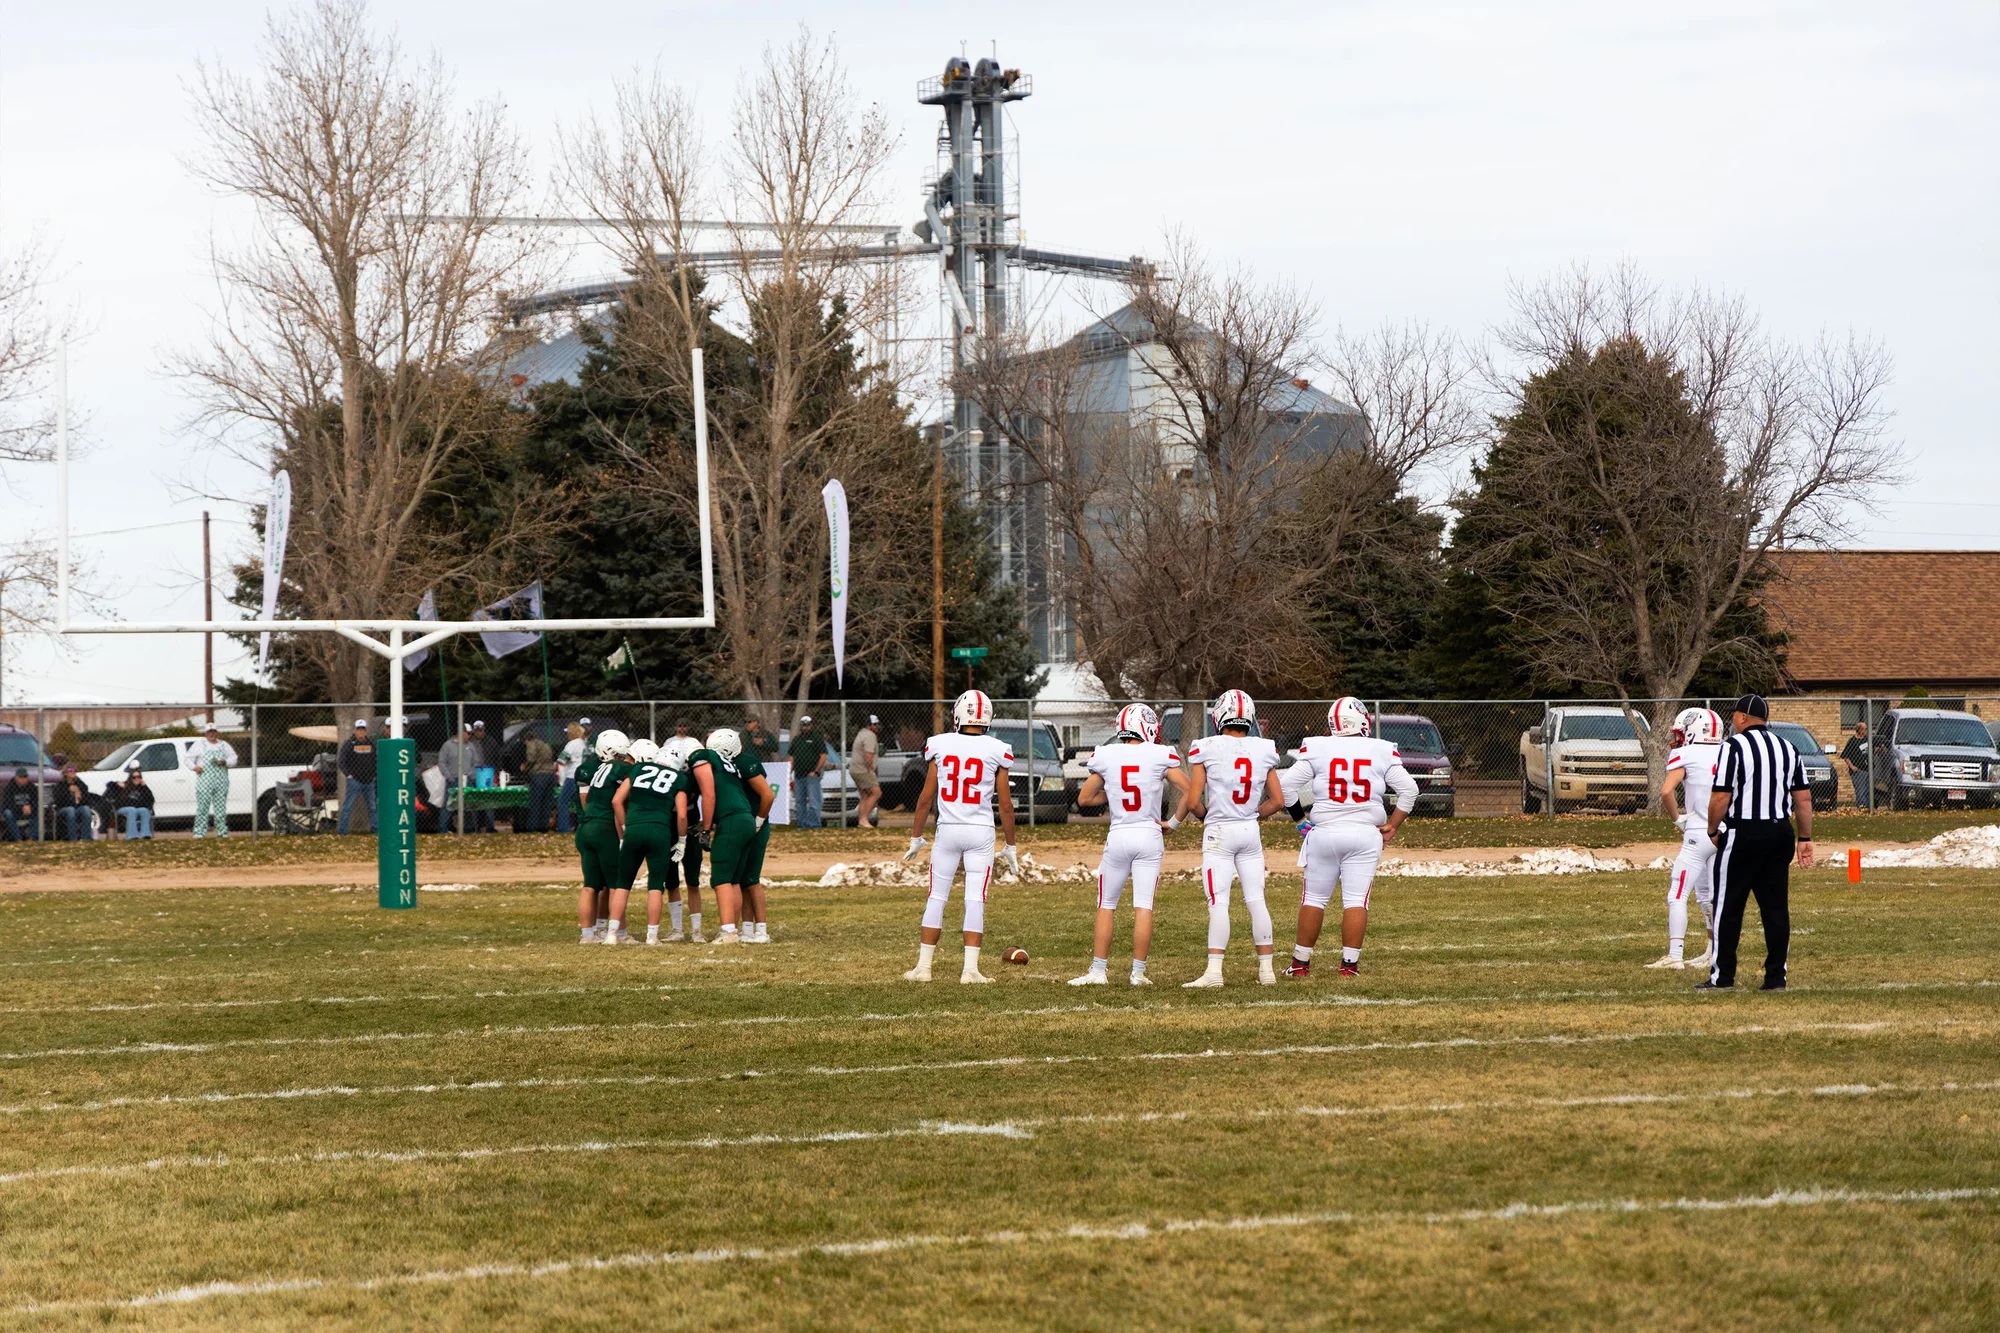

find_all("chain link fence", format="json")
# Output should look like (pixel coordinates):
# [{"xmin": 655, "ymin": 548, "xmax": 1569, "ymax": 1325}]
[{"xmin": 3, "ymin": 695, "xmax": 1996, "ymax": 838}]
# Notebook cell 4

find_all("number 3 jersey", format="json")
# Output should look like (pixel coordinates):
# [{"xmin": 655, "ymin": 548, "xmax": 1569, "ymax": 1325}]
[
  {"xmin": 1086, "ymin": 741, "xmax": 1182, "ymax": 829},
  {"xmin": 924, "ymin": 731, "xmax": 1015, "ymax": 829},
  {"xmin": 1186, "ymin": 733, "xmax": 1280, "ymax": 824},
  {"xmin": 1281, "ymin": 735, "xmax": 1418, "ymax": 828}
]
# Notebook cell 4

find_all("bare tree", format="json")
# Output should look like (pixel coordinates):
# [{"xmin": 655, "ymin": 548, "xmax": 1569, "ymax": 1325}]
[
  {"xmin": 0, "ymin": 234, "xmax": 71, "ymax": 473},
  {"xmin": 961, "ymin": 238, "xmax": 1477, "ymax": 700},
  {"xmin": 181, "ymin": 0, "xmax": 555, "ymax": 706},
  {"xmin": 561, "ymin": 32, "xmax": 927, "ymax": 713},
  {"xmin": 1468, "ymin": 264, "xmax": 1900, "ymax": 798}
]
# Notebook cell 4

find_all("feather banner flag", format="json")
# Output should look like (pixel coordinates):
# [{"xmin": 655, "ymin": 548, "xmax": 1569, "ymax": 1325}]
[
  {"xmin": 256, "ymin": 470, "xmax": 292, "ymax": 676},
  {"xmin": 473, "ymin": 581, "xmax": 544, "ymax": 659},
  {"xmin": 822, "ymin": 479, "xmax": 849, "ymax": 688},
  {"xmin": 403, "ymin": 590, "xmax": 438, "ymax": 673}
]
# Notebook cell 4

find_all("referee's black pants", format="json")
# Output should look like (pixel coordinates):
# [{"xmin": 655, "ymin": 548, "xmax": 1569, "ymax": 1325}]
[{"xmin": 1710, "ymin": 819, "xmax": 1794, "ymax": 988}]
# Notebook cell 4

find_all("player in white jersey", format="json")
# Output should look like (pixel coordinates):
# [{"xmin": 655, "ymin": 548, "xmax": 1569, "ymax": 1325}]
[
  {"xmin": 902, "ymin": 690, "xmax": 1019, "ymax": 984},
  {"xmin": 1169, "ymin": 690, "xmax": 1285, "ymax": 987},
  {"xmin": 1068, "ymin": 703, "xmax": 1189, "ymax": 986},
  {"xmin": 1277, "ymin": 697, "xmax": 1419, "ymax": 978},
  {"xmin": 1651, "ymin": 707, "xmax": 1724, "ymax": 970}
]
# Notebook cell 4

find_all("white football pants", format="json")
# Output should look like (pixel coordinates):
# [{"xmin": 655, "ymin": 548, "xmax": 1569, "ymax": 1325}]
[
  {"xmin": 1200, "ymin": 821, "xmax": 1273, "ymax": 951},
  {"xmin": 924, "ymin": 823, "xmax": 996, "ymax": 935},
  {"xmin": 1301, "ymin": 821, "xmax": 1383, "ymax": 913},
  {"xmin": 1667, "ymin": 829, "xmax": 1718, "ymax": 944},
  {"xmin": 1096, "ymin": 824, "xmax": 1164, "ymax": 911}
]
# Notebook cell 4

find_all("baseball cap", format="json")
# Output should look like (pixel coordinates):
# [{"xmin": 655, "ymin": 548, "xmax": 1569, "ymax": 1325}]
[
  {"xmin": 126, "ymin": 763, "xmax": 141, "ymax": 773},
  {"xmin": 578, "ymin": 716, "xmax": 592, "ymax": 727},
  {"xmin": 868, "ymin": 714, "xmax": 880, "ymax": 725},
  {"xmin": 1732, "ymin": 693, "xmax": 1770, "ymax": 721},
  {"xmin": 353, "ymin": 718, "xmax": 369, "ymax": 728},
  {"xmin": 798, "ymin": 715, "xmax": 813, "ymax": 725},
  {"xmin": 204, "ymin": 724, "xmax": 219, "ymax": 734},
  {"xmin": 472, "ymin": 720, "xmax": 486, "ymax": 730}
]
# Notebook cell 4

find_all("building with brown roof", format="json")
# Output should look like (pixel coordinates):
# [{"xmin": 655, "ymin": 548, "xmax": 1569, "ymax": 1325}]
[{"xmin": 1763, "ymin": 550, "xmax": 2000, "ymax": 696}]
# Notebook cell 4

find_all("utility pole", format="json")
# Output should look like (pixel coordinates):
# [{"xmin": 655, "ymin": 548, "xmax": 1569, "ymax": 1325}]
[
  {"xmin": 931, "ymin": 445, "xmax": 945, "ymax": 731},
  {"xmin": 202, "ymin": 511, "xmax": 214, "ymax": 723}
]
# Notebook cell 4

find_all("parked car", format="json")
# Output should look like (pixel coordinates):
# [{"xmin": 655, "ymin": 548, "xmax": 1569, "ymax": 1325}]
[
  {"xmin": 1765, "ymin": 721, "xmax": 1839, "ymax": 811},
  {"xmin": 1872, "ymin": 708, "xmax": 2000, "ymax": 810},
  {"xmin": 80, "ymin": 736, "xmax": 294, "ymax": 832},
  {"xmin": 1374, "ymin": 713, "xmax": 1457, "ymax": 817},
  {"xmin": 1519, "ymin": 706, "xmax": 1651, "ymax": 813},
  {"xmin": 0, "ymin": 724, "xmax": 59, "ymax": 786}
]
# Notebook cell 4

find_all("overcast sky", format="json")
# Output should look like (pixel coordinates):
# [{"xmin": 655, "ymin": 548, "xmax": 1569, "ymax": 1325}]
[{"xmin": 3, "ymin": 0, "xmax": 1994, "ymax": 705}]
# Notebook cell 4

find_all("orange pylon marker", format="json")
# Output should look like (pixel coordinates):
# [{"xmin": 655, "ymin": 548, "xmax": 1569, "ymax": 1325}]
[{"xmin": 1848, "ymin": 847, "xmax": 1862, "ymax": 883}]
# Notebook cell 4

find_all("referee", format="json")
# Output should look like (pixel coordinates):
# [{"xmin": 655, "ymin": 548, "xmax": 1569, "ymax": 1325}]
[{"xmin": 1699, "ymin": 694, "xmax": 1815, "ymax": 992}]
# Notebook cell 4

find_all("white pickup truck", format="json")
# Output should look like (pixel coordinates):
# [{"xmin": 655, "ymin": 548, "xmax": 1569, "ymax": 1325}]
[
  {"xmin": 1519, "ymin": 706, "xmax": 1651, "ymax": 814},
  {"xmin": 79, "ymin": 737, "xmax": 291, "ymax": 831}
]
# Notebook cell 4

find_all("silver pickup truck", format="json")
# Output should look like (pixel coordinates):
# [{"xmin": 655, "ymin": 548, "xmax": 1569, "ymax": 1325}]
[{"xmin": 1519, "ymin": 706, "xmax": 1651, "ymax": 814}]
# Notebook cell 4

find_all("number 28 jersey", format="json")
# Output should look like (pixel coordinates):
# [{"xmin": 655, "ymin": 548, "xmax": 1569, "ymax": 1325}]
[
  {"xmin": 1086, "ymin": 741, "xmax": 1181, "ymax": 830},
  {"xmin": 1186, "ymin": 733, "xmax": 1280, "ymax": 824},
  {"xmin": 924, "ymin": 731, "xmax": 1015, "ymax": 829},
  {"xmin": 1281, "ymin": 735, "xmax": 1417, "ymax": 828}
]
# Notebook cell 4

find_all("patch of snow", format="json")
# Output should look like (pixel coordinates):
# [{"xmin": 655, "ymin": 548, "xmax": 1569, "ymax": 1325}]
[
  {"xmin": 1861, "ymin": 824, "xmax": 2000, "ymax": 869},
  {"xmin": 1379, "ymin": 848, "xmax": 1636, "ymax": 878},
  {"xmin": 818, "ymin": 852, "xmax": 1093, "ymax": 888}
]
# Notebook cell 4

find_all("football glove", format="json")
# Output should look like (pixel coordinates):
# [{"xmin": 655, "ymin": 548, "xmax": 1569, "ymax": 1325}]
[
  {"xmin": 902, "ymin": 835, "xmax": 926, "ymax": 862},
  {"xmin": 697, "ymin": 829, "xmax": 712, "ymax": 852},
  {"xmin": 671, "ymin": 840, "xmax": 685, "ymax": 865},
  {"xmin": 755, "ymin": 815, "xmax": 767, "ymax": 832},
  {"xmin": 1001, "ymin": 844, "xmax": 1020, "ymax": 876}
]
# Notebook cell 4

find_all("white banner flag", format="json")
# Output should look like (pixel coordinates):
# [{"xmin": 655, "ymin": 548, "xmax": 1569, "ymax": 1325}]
[
  {"xmin": 822, "ymin": 479, "xmax": 849, "ymax": 688},
  {"xmin": 473, "ymin": 580, "xmax": 544, "ymax": 658},
  {"xmin": 256, "ymin": 470, "xmax": 292, "ymax": 676},
  {"xmin": 403, "ymin": 589, "xmax": 438, "ymax": 673}
]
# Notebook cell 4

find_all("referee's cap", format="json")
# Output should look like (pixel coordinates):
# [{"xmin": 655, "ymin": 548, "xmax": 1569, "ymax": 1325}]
[{"xmin": 1732, "ymin": 693, "xmax": 1769, "ymax": 721}]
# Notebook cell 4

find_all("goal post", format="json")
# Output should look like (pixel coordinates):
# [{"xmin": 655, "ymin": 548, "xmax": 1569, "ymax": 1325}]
[{"xmin": 58, "ymin": 348, "xmax": 721, "ymax": 908}]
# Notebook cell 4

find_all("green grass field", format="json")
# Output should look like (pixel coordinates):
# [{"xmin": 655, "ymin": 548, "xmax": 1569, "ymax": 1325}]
[{"xmin": 0, "ymin": 859, "xmax": 1995, "ymax": 1328}]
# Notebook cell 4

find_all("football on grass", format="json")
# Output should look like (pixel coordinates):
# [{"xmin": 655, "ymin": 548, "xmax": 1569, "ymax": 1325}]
[{"xmin": 1002, "ymin": 947, "xmax": 1030, "ymax": 965}]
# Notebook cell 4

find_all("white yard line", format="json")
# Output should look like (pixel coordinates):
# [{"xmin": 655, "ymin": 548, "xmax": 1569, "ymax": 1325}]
[
  {"xmin": 0, "ymin": 1019, "xmax": 1959, "ymax": 1117},
  {"xmin": 15, "ymin": 1183, "xmax": 1998, "ymax": 1315},
  {"xmin": 5, "ymin": 1077, "xmax": 1993, "ymax": 1192}
]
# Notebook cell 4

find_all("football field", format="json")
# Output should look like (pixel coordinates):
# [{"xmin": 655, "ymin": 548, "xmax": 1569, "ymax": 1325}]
[{"xmin": 1, "ymin": 859, "xmax": 1995, "ymax": 1329}]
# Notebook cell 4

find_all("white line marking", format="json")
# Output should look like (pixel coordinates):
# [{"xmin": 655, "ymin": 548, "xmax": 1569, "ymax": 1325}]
[
  {"xmin": 0, "ymin": 983, "xmax": 672, "ymax": 1018},
  {"xmin": 6, "ymin": 1078, "xmax": 1991, "ymax": 1192},
  {"xmin": 0, "ymin": 1019, "xmax": 1950, "ymax": 1116},
  {"xmin": 17, "ymin": 1184, "xmax": 1998, "ymax": 1314}
]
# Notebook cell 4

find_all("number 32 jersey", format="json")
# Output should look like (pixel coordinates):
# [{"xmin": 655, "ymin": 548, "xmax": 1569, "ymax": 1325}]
[
  {"xmin": 924, "ymin": 731, "xmax": 1015, "ymax": 829},
  {"xmin": 1187, "ymin": 733, "xmax": 1280, "ymax": 824},
  {"xmin": 1281, "ymin": 735, "xmax": 1418, "ymax": 828},
  {"xmin": 1086, "ymin": 741, "xmax": 1181, "ymax": 829}
]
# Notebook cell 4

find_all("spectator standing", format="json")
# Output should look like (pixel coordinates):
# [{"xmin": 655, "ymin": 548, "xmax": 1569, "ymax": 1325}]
[
  {"xmin": 53, "ymin": 766, "xmax": 97, "ymax": 841},
  {"xmin": 192, "ymin": 726, "xmax": 237, "ymax": 838},
  {"xmin": 113, "ymin": 764, "xmax": 155, "ymax": 840},
  {"xmin": 2, "ymin": 768, "xmax": 37, "ymax": 841},
  {"xmin": 743, "ymin": 717, "xmax": 779, "ymax": 764},
  {"xmin": 1841, "ymin": 721, "xmax": 1872, "ymax": 810},
  {"xmin": 438, "ymin": 724, "xmax": 478, "ymax": 833},
  {"xmin": 790, "ymin": 715, "xmax": 828, "ymax": 829},
  {"xmin": 555, "ymin": 719, "xmax": 589, "ymax": 834},
  {"xmin": 851, "ymin": 715, "xmax": 883, "ymax": 828},
  {"xmin": 338, "ymin": 719, "xmax": 378, "ymax": 835},
  {"xmin": 522, "ymin": 729, "xmax": 558, "ymax": 833}
]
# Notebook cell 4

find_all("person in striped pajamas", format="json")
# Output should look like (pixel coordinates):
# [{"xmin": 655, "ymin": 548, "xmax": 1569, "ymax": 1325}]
[{"xmin": 1699, "ymin": 695, "xmax": 1815, "ymax": 992}]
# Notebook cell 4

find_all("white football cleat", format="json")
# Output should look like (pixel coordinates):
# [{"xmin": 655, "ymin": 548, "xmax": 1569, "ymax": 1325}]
[
  {"xmin": 1183, "ymin": 972, "xmax": 1225, "ymax": 989},
  {"xmin": 1068, "ymin": 971, "xmax": 1108, "ymax": 986},
  {"xmin": 715, "ymin": 931, "xmax": 742, "ymax": 945},
  {"xmin": 1129, "ymin": 973, "xmax": 1153, "ymax": 986},
  {"xmin": 1258, "ymin": 969, "xmax": 1277, "ymax": 986},
  {"xmin": 960, "ymin": 969, "xmax": 994, "ymax": 985},
  {"xmin": 664, "ymin": 930, "xmax": 686, "ymax": 943},
  {"xmin": 690, "ymin": 929, "xmax": 707, "ymax": 944},
  {"xmin": 1644, "ymin": 953, "xmax": 1686, "ymax": 970},
  {"xmin": 904, "ymin": 965, "xmax": 933, "ymax": 982},
  {"xmin": 1685, "ymin": 947, "xmax": 1714, "ymax": 970}
]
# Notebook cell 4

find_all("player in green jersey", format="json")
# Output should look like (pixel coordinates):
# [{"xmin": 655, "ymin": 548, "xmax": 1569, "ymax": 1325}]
[
  {"xmin": 574, "ymin": 729, "xmax": 631, "ymax": 943},
  {"xmin": 662, "ymin": 736, "xmax": 705, "ymax": 941},
  {"xmin": 691, "ymin": 728, "xmax": 775, "ymax": 945},
  {"xmin": 609, "ymin": 739, "xmax": 679, "ymax": 945}
]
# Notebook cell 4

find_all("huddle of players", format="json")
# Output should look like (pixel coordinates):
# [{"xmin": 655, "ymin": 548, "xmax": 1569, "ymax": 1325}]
[
  {"xmin": 901, "ymin": 687, "xmax": 1420, "ymax": 986},
  {"xmin": 572, "ymin": 726, "xmax": 776, "ymax": 946}
]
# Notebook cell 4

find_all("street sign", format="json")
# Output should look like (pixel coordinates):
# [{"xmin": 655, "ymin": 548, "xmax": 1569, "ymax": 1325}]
[
  {"xmin": 376, "ymin": 739, "xmax": 417, "ymax": 910},
  {"xmin": 949, "ymin": 646, "xmax": 989, "ymax": 660}
]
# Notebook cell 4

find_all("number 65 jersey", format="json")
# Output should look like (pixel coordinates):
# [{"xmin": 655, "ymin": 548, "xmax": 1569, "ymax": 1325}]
[
  {"xmin": 1281, "ymin": 735, "xmax": 1418, "ymax": 828},
  {"xmin": 924, "ymin": 731, "xmax": 1015, "ymax": 828}
]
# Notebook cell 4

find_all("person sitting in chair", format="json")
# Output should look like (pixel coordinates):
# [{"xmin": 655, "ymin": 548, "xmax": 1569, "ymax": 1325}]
[{"xmin": 112, "ymin": 764, "xmax": 156, "ymax": 840}]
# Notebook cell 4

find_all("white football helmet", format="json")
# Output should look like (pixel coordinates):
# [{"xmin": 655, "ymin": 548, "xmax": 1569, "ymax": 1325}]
[
  {"xmin": 953, "ymin": 689, "xmax": 993, "ymax": 731},
  {"xmin": 1114, "ymin": 702, "xmax": 1161, "ymax": 744},
  {"xmin": 1328, "ymin": 697, "xmax": 1371, "ymax": 738},
  {"xmin": 662, "ymin": 737, "xmax": 699, "ymax": 770},
  {"xmin": 1671, "ymin": 707, "xmax": 1701, "ymax": 747},
  {"xmin": 594, "ymin": 729, "xmax": 631, "ymax": 760},
  {"xmin": 1211, "ymin": 690, "xmax": 1256, "ymax": 731},
  {"xmin": 1688, "ymin": 708, "xmax": 1724, "ymax": 744},
  {"xmin": 627, "ymin": 738, "xmax": 660, "ymax": 764},
  {"xmin": 705, "ymin": 728, "xmax": 742, "ymax": 761}
]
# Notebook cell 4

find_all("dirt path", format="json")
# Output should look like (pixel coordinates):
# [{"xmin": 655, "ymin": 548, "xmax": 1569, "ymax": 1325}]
[{"xmin": 0, "ymin": 838, "xmax": 1920, "ymax": 895}]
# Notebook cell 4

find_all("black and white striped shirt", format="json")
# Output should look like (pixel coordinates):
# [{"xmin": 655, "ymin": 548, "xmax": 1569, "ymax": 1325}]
[{"xmin": 1713, "ymin": 726, "xmax": 1808, "ymax": 823}]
